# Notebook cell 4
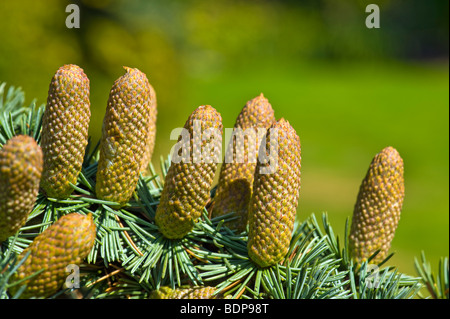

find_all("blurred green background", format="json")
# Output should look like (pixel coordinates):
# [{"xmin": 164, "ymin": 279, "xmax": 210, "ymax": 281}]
[{"xmin": 0, "ymin": 0, "xmax": 448, "ymax": 280}]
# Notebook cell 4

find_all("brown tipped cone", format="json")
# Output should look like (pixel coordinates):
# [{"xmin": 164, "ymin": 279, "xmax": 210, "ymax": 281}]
[
  {"xmin": 0, "ymin": 135, "xmax": 43, "ymax": 242},
  {"xmin": 247, "ymin": 118, "xmax": 301, "ymax": 268},
  {"xmin": 96, "ymin": 67, "xmax": 156, "ymax": 207},
  {"xmin": 8, "ymin": 213, "xmax": 96, "ymax": 299},
  {"xmin": 155, "ymin": 105, "xmax": 223, "ymax": 239},
  {"xmin": 150, "ymin": 286, "xmax": 220, "ymax": 299},
  {"xmin": 40, "ymin": 64, "xmax": 90, "ymax": 199},
  {"xmin": 211, "ymin": 93, "xmax": 275, "ymax": 232},
  {"xmin": 349, "ymin": 146, "xmax": 405, "ymax": 264}
]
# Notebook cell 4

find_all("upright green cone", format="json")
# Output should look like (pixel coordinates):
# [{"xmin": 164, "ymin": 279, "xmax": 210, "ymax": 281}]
[
  {"xmin": 40, "ymin": 64, "xmax": 90, "ymax": 199},
  {"xmin": 8, "ymin": 213, "xmax": 96, "ymax": 299},
  {"xmin": 247, "ymin": 118, "xmax": 301, "ymax": 268},
  {"xmin": 0, "ymin": 135, "xmax": 43, "ymax": 242},
  {"xmin": 140, "ymin": 82, "xmax": 157, "ymax": 174},
  {"xmin": 155, "ymin": 105, "xmax": 223, "ymax": 239},
  {"xmin": 349, "ymin": 146, "xmax": 405, "ymax": 264},
  {"xmin": 96, "ymin": 67, "xmax": 157, "ymax": 207},
  {"xmin": 211, "ymin": 93, "xmax": 275, "ymax": 232}
]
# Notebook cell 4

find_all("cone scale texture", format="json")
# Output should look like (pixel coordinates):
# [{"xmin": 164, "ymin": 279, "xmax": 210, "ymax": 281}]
[
  {"xmin": 140, "ymin": 82, "xmax": 157, "ymax": 174},
  {"xmin": 0, "ymin": 135, "xmax": 43, "ymax": 242},
  {"xmin": 212, "ymin": 93, "xmax": 275, "ymax": 232},
  {"xmin": 96, "ymin": 67, "xmax": 156, "ymax": 207},
  {"xmin": 9, "ymin": 213, "xmax": 96, "ymax": 299},
  {"xmin": 40, "ymin": 64, "xmax": 90, "ymax": 199},
  {"xmin": 155, "ymin": 105, "xmax": 223, "ymax": 239},
  {"xmin": 247, "ymin": 118, "xmax": 301, "ymax": 268},
  {"xmin": 150, "ymin": 286, "xmax": 218, "ymax": 299},
  {"xmin": 349, "ymin": 146, "xmax": 405, "ymax": 264}
]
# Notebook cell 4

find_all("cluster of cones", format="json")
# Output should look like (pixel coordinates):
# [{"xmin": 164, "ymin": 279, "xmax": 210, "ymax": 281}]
[
  {"xmin": 0, "ymin": 64, "xmax": 405, "ymax": 298},
  {"xmin": 1, "ymin": 64, "xmax": 157, "ymax": 298}
]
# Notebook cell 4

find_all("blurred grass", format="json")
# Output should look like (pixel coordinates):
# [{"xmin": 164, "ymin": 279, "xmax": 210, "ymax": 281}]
[{"xmin": 0, "ymin": 0, "xmax": 448, "ymax": 282}]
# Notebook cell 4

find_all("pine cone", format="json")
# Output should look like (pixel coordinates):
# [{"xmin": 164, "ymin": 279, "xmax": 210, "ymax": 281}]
[
  {"xmin": 155, "ymin": 105, "xmax": 223, "ymax": 239},
  {"xmin": 140, "ymin": 82, "xmax": 157, "ymax": 174},
  {"xmin": 40, "ymin": 64, "xmax": 90, "ymax": 199},
  {"xmin": 9, "ymin": 213, "xmax": 96, "ymax": 299},
  {"xmin": 150, "ymin": 286, "xmax": 219, "ymax": 299},
  {"xmin": 96, "ymin": 67, "xmax": 156, "ymax": 207},
  {"xmin": 0, "ymin": 135, "xmax": 43, "ymax": 242},
  {"xmin": 349, "ymin": 146, "xmax": 405, "ymax": 264},
  {"xmin": 212, "ymin": 93, "xmax": 275, "ymax": 232},
  {"xmin": 247, "ymin": 118, "xmax": 301, "ymax": 268}
]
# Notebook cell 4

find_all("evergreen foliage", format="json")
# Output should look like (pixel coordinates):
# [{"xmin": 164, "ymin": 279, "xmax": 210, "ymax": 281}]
[{"xmin": 0, "ymin": 82, "xmax": 445, "ymax": 300}]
